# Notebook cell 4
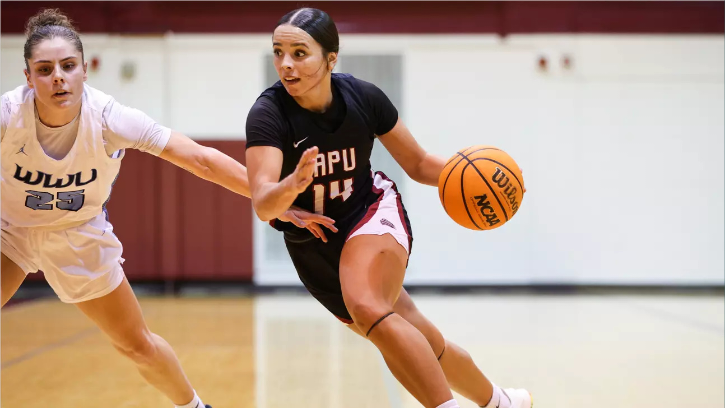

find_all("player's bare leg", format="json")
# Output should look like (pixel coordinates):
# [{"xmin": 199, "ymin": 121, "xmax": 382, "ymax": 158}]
[
  {"xmin": 347, "ymin": 288, "xmax": 532, "ymax": 407},
  {"xmin": 75, "ymin": 277, "xmax": 207, "ymax": 407},
  {"xmin": 1, "ymin": 253, "xmax": 27, "ymax": 307},
  {"xmin": 340, "ymin": 233, "xmax": 456, "ymax": 408}
]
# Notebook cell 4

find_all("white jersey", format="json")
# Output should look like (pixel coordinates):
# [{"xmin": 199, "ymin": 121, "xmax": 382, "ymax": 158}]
[{"xmin": 2, "ymin": 85, "xmax": 126, "ymax": 229}]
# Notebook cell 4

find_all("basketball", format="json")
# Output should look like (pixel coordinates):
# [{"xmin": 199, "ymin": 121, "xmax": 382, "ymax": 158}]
[{"xmin": 438, "ymin": 145, "xmax": 526, "ymax": 230}]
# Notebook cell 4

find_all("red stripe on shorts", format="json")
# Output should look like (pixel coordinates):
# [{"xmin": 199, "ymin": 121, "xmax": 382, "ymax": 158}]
[
  {"xmin": 335, "ymin": 315, "xmax": 354, "ymax": 324},
  {"xmin": 346, "ymin": 173, "xmax": 386, "ymax": 240},
  {"xmin": 377, "ymin": 172, "xmax": 412, "ymax": 245},
  {"xmin": 346, "ymin": 198, "xmax": 382, "ymax": 240}
]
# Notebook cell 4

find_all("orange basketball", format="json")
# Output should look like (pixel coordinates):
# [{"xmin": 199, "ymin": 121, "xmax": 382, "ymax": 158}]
[{"xmin": 438, "ymin": 145, "xmax": 526, "ymax": 230}]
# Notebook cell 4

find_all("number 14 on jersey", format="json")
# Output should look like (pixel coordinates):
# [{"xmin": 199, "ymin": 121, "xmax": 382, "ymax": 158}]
[{"xmin": 313, "ymin": 178, "xmax": 353, "ymax": 214}]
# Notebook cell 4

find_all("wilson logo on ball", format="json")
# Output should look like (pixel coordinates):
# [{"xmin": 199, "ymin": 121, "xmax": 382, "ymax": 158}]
[
  {"xmin": 492, "ymin": 168, "xmax": 520, "ymax": 215},
  {"xmin": 438, "ymin": 145, "xmax": 524, "ymax": 231},
  {"xmin": 472, "ymin": 194, "xmax": 501, "ymax": 227}
]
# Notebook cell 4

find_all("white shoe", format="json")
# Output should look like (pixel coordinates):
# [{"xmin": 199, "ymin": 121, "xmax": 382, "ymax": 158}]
[{"xmin": 501, "ymin": 388, "xmax": 533, "ymax": 408}]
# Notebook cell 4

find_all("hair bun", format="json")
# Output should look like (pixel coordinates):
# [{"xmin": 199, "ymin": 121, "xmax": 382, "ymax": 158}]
[{"xmin": 25, "ymin": 9, "xmax": 75, "ymax": 37}]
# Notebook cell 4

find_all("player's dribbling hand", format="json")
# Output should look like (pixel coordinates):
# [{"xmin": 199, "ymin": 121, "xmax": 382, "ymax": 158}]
[
  {"xmin": 278, "ymin": 205, "xmax": 339, "ymax": 243},
  {"xmin": 286, "ymin": 146, "xmax": 319, "ymax": 194}
]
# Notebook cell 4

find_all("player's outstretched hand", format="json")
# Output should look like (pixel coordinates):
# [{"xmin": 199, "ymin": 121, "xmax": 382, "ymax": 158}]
[
  {"xmin": 278, "ymin": 205, "xmax": 339, "ymax": 243},
  {"xmin": 286, "ymin": 146, "xmax": 318, "ymax": 195}
]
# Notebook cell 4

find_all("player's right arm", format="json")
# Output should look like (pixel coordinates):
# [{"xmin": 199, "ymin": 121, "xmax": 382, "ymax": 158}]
[
  {"xmin": 246, "ymin": 145, "xmax": 317, "ymax": 222},
  {"xmin": 245, "ymin": 96, "xmax": 337, "ymax": 240},
  {"xmin": 245, "ymin": 96, "xmax": 319, "ymax": 222},
  {"xmin": 246, "ymin": 147, "xmax": 337, "ymax": 241}
]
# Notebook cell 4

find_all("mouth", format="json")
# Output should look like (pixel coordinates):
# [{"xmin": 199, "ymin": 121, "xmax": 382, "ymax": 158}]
[
  {"xmin": 283, "ymin": 77, "xmax": 301, "ymax": 85},
  {"xmin": 52, "ymin": 90, "xmax": 70, "ymax": 98}
]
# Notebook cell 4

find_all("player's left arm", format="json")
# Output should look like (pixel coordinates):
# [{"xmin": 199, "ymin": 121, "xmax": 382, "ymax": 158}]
[
  {"xmin": 159, "ymin": 131, "xmax": 251, "ymax": 197},
  {"xmin": 160, "ymin": 131, "xmax": 335, "ymax": 233},
  {"xmin": 378, "ymin": 118, "xmax": 446, "ymax": 187}
]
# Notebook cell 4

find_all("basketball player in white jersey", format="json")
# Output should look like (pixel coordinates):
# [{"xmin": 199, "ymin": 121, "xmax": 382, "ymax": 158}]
[{"xmin": 1, "ymin": 9, "xmax": 336, "ymax": 408}]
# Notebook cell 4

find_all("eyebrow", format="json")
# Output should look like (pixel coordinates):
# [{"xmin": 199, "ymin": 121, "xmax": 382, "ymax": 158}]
[
  {"xmin": 33, "ymin": 56, "xmax": 77, "ymax": 65},
  {"xmin": 272, "ymin": 42, "xmax": 309, "ymax": 48}
]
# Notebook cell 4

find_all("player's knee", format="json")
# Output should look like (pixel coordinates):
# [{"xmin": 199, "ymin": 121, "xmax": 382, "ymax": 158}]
[
  {"xmin": 347, "ymin": 300, "xmax": 384, "ymax": 325},
  {"xmin": 394, "ymin": 295, "xmax": 418, "ymax": 318},
  {"xmin": 112, "ymin": 330, "xmax": 158, "ymax": 365},
  {"xmin": 454, "ymin": 343, "xmax": 470, "ymax": 361},
  {"xmin": 421, "ymin": 324, "xmax": 446, "ymax": 357},
  {"xmin": 347, "ymin": 300, "xmax": 392, "ymax": 334}
]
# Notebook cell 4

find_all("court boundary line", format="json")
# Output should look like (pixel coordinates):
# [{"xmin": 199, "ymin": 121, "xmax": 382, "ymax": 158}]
[{"xmin": 2, "ymin": 327, "xmax": 99, "ymax": 370}]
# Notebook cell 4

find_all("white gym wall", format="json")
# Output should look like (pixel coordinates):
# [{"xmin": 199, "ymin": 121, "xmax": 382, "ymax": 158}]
[{"xmin": 3, "ymin": 34, "xmax": 722, "ymax": 285}]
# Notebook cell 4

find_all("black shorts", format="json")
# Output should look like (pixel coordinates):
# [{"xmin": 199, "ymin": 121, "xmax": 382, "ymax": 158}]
[{"xmin": 283, "ymin": 171, "xmax": 413, "ymax": 324}]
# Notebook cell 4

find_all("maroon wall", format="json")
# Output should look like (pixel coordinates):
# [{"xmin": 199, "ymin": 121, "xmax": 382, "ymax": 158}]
[
  {"xmin": 2, "ymin": 2, "xmax": 723, "ymax": 35},
  {"xmin": 105, "ymin": 141, "xmax": 253, "ymax": 282}
]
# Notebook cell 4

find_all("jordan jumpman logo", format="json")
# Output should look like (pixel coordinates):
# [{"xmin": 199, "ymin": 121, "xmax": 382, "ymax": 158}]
[{"xmin": 16, "ymin": 144, "xmax": 28, "ymax": 156}]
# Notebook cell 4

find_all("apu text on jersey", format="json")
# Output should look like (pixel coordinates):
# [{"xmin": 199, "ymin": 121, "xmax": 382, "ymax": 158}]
[{"xmin": 314, "ymin": 148, "xmax": 356, "ymax": 178}]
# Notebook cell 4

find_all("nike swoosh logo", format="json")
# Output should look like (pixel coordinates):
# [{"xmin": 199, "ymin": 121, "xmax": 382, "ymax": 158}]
[
  {"xmin": 497, "ymin": 389, "xmax": 511, "ymax": 408},
  {"xmin": 293, "ymin": 137, "xmax": 308, "ymax": 148}
]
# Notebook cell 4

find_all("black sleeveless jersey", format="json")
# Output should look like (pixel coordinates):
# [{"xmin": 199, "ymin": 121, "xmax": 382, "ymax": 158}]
[{"xmin": 246, "ymin": 74, "xmax": 399, "ymax": 227}]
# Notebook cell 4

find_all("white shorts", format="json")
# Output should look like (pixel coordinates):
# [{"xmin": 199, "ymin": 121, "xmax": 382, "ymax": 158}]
[
  {"xmin": 1, "ymin": 212, "xmax": 125, "ymax": 303},
  {"xmin": 347, "ymin": 171, "xmax": 412, "ymax": 254}
]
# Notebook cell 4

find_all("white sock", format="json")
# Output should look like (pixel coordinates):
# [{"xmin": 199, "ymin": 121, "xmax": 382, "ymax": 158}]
[
  {"xmin": 436, "ymin": 399, "xmax": 460, "ymax": 408},
  {"xmin": 175, "ymin": 390, "xmax": 204, "ymax": 408},
  {"xmin": 481, "ymin": 384, "xmax": 510, "ymax": 408}
]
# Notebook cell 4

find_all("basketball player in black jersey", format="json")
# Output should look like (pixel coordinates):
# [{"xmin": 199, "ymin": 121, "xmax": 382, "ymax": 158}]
[{"xmin": 246, "ymin": 8, "xmax": 532, "ymax": 408}]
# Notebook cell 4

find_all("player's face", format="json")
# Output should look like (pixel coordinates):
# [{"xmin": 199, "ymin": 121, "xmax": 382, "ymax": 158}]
[
  {"xmin": 272, "ymin": 25, "xmax": 334, "ymax": 97},
  {"xmin": 24, "ymin": 37, "xmax": 87, "ymax": 112}
]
